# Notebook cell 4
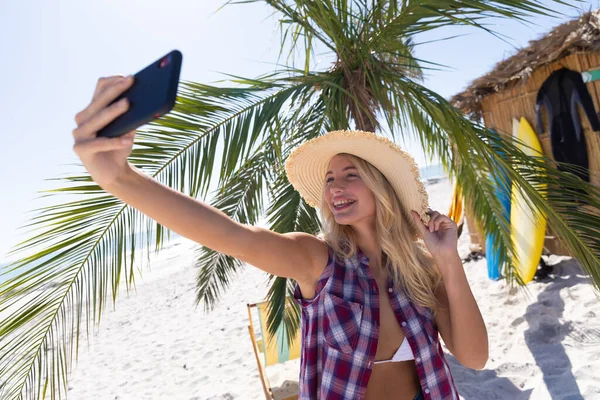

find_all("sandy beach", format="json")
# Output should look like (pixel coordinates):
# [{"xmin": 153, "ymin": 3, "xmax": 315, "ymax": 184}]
[{"xmin": 63, "ymin": 177, "xmax": 600, "ymax": 399}]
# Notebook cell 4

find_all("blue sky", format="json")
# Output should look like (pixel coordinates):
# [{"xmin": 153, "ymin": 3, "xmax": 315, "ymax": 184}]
[{"xmin": 0, "ymin": 0, "xmax": 594, "ymax": 262}]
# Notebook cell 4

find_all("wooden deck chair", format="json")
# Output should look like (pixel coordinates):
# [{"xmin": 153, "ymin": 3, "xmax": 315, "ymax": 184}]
[{"xmin": 247, "ymin": 299, "xmax": 301, "ymax": 400}]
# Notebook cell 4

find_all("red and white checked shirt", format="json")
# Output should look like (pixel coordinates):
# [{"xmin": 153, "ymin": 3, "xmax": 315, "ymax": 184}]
[{"xmin": 293, "ymin": 245, "xmax": 460, "ymax": 400}]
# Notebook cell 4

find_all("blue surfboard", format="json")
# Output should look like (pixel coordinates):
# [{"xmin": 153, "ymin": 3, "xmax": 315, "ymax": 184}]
[{"xmin": 485, "ymin": 129, "xmax": 511, "ymax": 280}]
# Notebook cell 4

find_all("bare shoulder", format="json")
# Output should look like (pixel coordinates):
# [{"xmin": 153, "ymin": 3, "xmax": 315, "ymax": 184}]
[
  {"xmin": 282, "ymin": 232, "xmax": 329, "ymax": 280},
  {"xmin": 282, "ymin": 232, "xmax": 329, "ymax": 296}
]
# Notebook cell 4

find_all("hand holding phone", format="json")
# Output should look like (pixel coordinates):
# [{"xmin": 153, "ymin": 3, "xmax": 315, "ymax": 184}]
[
  {"xmin": 72, "ymin": 50, "xmax": 182, "ymax": 188},
  {"xmin": 97, "ymin": 50, "xmax": 182, "ymax": 138}
]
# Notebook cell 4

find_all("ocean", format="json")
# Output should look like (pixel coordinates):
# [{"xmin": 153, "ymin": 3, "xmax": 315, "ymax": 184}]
[{"xmin": 419, "ymin": 163, "xmax": 446, "ymax": 181}]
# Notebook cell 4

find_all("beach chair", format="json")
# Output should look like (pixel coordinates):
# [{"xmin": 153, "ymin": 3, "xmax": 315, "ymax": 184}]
[{"xmin": 247, "ymin": 299, "xmax": 301, "ymax": 400}]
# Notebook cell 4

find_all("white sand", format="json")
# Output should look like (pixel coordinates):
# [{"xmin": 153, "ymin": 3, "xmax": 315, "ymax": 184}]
[{"xmin": 64, "ymin": 178, "xmax": 600, "ymax": 399}]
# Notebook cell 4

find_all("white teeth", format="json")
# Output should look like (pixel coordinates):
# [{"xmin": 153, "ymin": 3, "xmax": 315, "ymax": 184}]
[{"xmin": 333, "ymin": 200, "xmax": 355, "ymax": 207}]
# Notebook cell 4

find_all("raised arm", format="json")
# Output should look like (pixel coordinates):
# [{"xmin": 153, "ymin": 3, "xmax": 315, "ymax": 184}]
[{"xmin": 72, "ymin": 75, "xmax": 326, "ymax": 288}]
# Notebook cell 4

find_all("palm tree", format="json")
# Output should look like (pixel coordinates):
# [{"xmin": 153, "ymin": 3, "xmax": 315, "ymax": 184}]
[{"xmin": 2, "ymin": 0, "xmax": 599, "ymax": 398}]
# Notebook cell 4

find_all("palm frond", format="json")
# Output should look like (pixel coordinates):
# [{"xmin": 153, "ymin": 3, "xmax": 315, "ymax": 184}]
[
  {"xmin": 267, "ymin": 172, "xmax": 322, "ymax": 236},
  {"xmin": 0, "ymin": 195, "xmax": 154, "ymax": 399},
  {"xmin": 2, "ymin": 2, "xmax": 594, "ymax": 399},
  {"xmin": 386, "ymin": 79, "xmax": 600, "ymax": 288},
  {"xmin": 144, "ymin": 78, "xmax": 318, "ymax": 195},
  {"xmin": 256, "ymin": 102, "xmax": 329, "ymax": 338},
  {"xmin": 263, "ymin": 276, "xmax": 302, "ymax": 349},
  {"xmin": 371, "ymin": 0, "xmax": 571, "ymax": 39},
  {"xmin": 0, "ymin": 76, "xmax": 321, "ymax": 399},
  {"xmin": 260, "ymin": 172, "xmax": 321, "ymax": 338},
  {"xmin": 194, "ymin": 148, "xmax": 269, "ymax": 311},
  {"xmin": 193, "ymin": 249, "xmax": 246, "ymax": 313},
  {"xmin": 189, "ymin": 73, "xmax": 329, "ymax": 311}
]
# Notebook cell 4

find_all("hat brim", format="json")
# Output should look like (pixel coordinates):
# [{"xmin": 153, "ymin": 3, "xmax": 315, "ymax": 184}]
[{"xmin": 285, "ymin": 130, "xmax": 430, "ymax": 228}]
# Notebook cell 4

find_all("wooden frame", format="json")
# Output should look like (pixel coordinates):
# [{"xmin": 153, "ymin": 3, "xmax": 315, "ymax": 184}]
[{"xmin": 247, "ymin": 302, "xmax": 299, "ymax": 400}]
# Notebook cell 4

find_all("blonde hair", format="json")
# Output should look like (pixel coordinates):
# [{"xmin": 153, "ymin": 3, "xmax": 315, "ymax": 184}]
[{"xmin": 319, "ymin": 153, "xmax": 442, "ymax": 314}]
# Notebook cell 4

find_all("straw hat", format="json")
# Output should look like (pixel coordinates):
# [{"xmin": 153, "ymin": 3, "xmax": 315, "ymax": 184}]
[{"xmin": 284, "ymin": 130, "xmax": 431, "ymax": 227}]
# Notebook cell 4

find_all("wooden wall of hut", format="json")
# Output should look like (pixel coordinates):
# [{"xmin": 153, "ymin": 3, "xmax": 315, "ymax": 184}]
[{"xmin": 467, "ymin": 52, "xmax": 600, "ymax": 257}]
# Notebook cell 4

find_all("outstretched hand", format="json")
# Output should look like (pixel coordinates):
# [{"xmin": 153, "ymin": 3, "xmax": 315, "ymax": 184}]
[
  {"xmin": 72, "ymin": 75, "xmax": 137, "ymax": 189},
  {"xmin": 411, "ymin": 208, "xmax": 459, "ymax": 263}
]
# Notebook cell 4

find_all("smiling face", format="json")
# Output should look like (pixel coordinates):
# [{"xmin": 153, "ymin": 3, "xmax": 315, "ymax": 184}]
[{"xmin": 323, "ymin": 154, "xmax": 377, "ymax": 227}]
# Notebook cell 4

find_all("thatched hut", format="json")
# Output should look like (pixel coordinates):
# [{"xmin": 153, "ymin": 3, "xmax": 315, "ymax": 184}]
[{"xmin": 451, "ymin": 10, "xmax": 600, "ymax": 256}]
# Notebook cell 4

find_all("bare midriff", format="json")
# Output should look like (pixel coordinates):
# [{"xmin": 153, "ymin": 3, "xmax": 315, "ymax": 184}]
[{"xmin": 365, "ymin": 360, "xmax": 421, "ymax": 400}]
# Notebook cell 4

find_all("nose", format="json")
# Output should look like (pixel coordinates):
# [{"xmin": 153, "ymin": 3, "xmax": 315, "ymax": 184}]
[{"xmin": 329, "ymin": 179, "xmax": 345, "ymax": 194}]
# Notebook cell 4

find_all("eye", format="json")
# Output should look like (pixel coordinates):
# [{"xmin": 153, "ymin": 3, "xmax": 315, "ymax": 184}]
[
  {"xmin": 347, "ymin": 173, "xmax": 357, "ymax": 178},
  {"xmin": 326, "ymin": 177, "xmax": 334, "ymax": 183}
]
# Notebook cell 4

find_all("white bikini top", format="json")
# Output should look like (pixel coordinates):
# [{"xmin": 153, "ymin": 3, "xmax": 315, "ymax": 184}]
[{"xmin": 373, "ymin": 337, "xmax": 414, "ymax": 364}]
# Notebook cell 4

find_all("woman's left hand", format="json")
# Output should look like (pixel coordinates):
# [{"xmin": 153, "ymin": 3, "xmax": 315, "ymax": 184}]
[{"xmin": 411, "ymin": 208, "xmax": 458, "ymax": 262}]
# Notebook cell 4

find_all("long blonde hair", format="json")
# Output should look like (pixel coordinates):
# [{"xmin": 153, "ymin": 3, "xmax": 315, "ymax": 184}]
[{"xmin": 319, "ymin": 153, "xmax": 442, "ymax": 314}]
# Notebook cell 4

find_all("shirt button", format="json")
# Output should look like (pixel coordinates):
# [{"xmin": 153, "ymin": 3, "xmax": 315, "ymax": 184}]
[
  {"xmin": 388, "ymin": 287, "xmax": 393, "ymax": 293},
  {"xmin": 424, "ymin": 388, "xmax": 430, "ymax": 394},
  {"xmin": 416, "ymin": 357, "xmax": 421, "ymax": 363},
  {"xmin": 401, "ymin": 321, "xmax": 407, "ymax": 327}
]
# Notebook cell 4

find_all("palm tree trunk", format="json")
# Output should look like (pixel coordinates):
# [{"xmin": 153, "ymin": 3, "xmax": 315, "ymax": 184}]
[{"xmin": 356, "ymin": 109, "xmax": 376, "ymax": 132}]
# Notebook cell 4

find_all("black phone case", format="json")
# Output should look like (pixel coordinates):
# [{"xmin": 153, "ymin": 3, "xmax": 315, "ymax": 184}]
[{"xmin": 96, "ymin": 50, "xmax": 182, "ymax": 138}]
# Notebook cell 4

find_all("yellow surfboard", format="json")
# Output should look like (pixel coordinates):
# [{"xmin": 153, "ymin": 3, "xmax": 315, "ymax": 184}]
[
  {"xmin": 448, "ymin": 180, "xmax": 465, "ymax": 238},
  {"xmin": 510, "ymin": 117, "xmax": 547, "ymax": 283}
]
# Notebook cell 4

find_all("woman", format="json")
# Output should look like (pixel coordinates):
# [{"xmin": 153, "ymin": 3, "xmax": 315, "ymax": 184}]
[{"xmin": 72, "ymin": 76, "xmax": 488, "ymax": 400}]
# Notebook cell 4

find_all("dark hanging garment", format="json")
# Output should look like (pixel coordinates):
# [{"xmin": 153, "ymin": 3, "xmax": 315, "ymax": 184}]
[{"xmin": 535, "ymin": 68, "xmax": 600, "ymax": 185}]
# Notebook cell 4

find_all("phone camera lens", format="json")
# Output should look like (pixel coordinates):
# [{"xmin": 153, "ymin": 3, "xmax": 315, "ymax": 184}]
[{"xmin": 159, "ymin": 55, "xmax": 171, "ymax": 68}]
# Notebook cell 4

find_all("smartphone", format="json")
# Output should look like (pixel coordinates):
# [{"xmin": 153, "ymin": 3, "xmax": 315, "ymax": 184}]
[{"xmin": 96, "ymin": 49, "xmax": 182, "ymax": 138}]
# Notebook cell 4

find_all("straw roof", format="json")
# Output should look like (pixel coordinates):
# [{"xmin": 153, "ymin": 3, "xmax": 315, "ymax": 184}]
[{"xmin": 451, "ymin": 10, "xmax": 600, "ymax": 120}]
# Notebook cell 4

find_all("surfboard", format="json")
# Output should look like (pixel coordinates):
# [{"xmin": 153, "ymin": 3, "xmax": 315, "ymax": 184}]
[
  {"xmin": 447, "ymin": 180, "xmax": 465, "ymax": 239},
  {"xmin": 484, "ymin": 129, "xmax": 511, "ymax": 280},
  {"xmin": 510, "ymin": 117, "xmax": 547, "ymax": 284},
  {"xmin": 582, "ymin": 68, "xmax": 600, "ymax": 83}
]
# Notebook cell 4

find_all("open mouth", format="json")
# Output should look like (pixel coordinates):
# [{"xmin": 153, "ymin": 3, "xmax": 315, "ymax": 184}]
[{"xmin": 333, "ymin": 200, "xmax": 356, "ymax": 211}]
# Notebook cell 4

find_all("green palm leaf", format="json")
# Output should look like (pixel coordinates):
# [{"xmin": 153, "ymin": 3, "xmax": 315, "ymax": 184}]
[
  {"xmin": 263, "ymin": 276, "xmax": 302, "ymax": 350},
  {"xmin": 257, "ymin": 97, "xmax": 329, "ymax": 338},
  {"xmin": 192, "ymin": 76, "xmax": 328, "ymax": 312},
  {"xmin": 194, "ymin": 146, "xmax": 269, "ymax": 312},
  {"xmin": 0, "ymin": 78, "xmax": 321, "ymax": 398},
  {"xmin": 260, "ymin": 171, "xmax": 323, "ymax": 341},
  {"xmin": 1, "ymin": 1, "xmax": 593, "ymax": 399},
  {"xmin": 389, "ymin": 79, "xmax": 600, "ymax": 287}
]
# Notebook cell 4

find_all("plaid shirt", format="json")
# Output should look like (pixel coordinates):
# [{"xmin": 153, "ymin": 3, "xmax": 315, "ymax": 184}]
[{"xmin": 293, "ymin": 245, "xmax": 460, "ymax": 400}]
